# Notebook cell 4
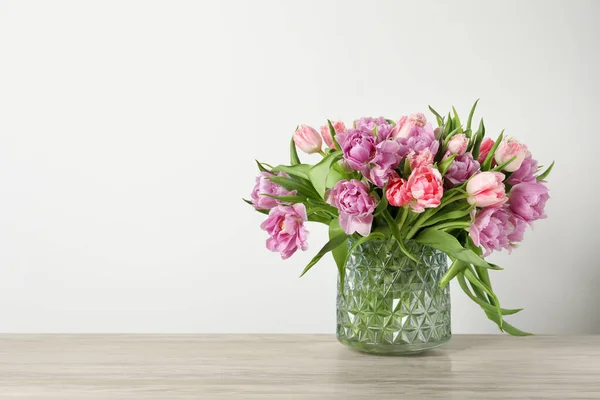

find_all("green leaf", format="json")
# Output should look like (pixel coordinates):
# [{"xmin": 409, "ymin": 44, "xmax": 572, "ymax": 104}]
[
  {"xmin": 402, "ymin": 158, "xmax": 411, "ymax": 177},
  {"xmin": 470, "ymin": 119, "xmax": 485, "ymax": 158},
  {"xmin": 263, "ymin": 194, "xmax": 307, "ymax": 203},
  {"xmin": 428, "ymin": 105, "xmax": 444, "ymax": 126},
  {"xmin": 414, "ymin": 228, "xmax": 501, "ymax": 270},
  {"xmin": 463, "ymin": 268, "xmax": 503, "ymax": 329},
  {"xmin": 443, "ymin": 127, "xmax": 462, "ymax": 146},
  {"xmin": 482, "ymin": 130, "xmax": 504, "ymax": 171},
  {"xmin": 437, "ymin": 154, "xmax": 456, "ymax": 176},
  {"xmin": 492, "ymin": 155, "xmax": 517, "ymax": 172},
  {"xmin": 299, "ymin": 232, "xmax": 348, "ymax": 277},
  {"xmin": 452, "ymin": 106, "xmax": 462, "ymax": 132},
  {"xmin": 459, "ymin": 268, "xmax": 531, "ymax": 335},
  {"xmin": 271, "ymin": 164, "xmax": 311, "ymax": 180},
  {"xmin": 494, "ymin": 320, "xmax": 532, "ymax": 336},
  {"xmin": 421, "ymin": 203, "xmax": 474, "ymax": 228},
  {"xmin": 382, "ymin": 210, "xmax": 418, "ymax": 263},
  {"xmin": 536, "ymin": 161, "xmax": 554, "ymax": 181},
  {"xmin": 307, "ymin": 212, "xmax": 332, "ymax": 224},
  {"xmin": 374, "ymin": 191, "xmax": 388, "ymax": 216},
  {"xmin": 443, "ymin": 112, "xmax": 453, "ymax": 137},
  {"xmin": 466, "ymin": 99, "xmax": 479, "ymax": 131},
  {"xmin": 325, "ymin": 168, "xmax": 344, "ymax": 190},
  {"xmin": 308, "ymin": 151, "xmax": 343, "ymax": 198},
  {"xmin": 327, "ymin": 120, "xmax": 342, "ymax": 150},
  {"xmin": 255, "ymin": 160, "xmax": 270, "ymax": 173},
  {"xmin": 305, "ymin": 202, "xmax": 338, "ymax": 218},
  {"xmin": 440, "ymin": 259, "xmax": 468, "ymax": 288},
  {"xmin": 290, "ymin": 136, "xmax": 301, "ymax": 166},
  {"xmin": 242, "ymin": 198, "xmax": 270, "ymax": 214},
  {"xmin": 385, "ymin": 119, "xmax": 396, "ymax": 127},
  {"xmin": 456, "ymin": 273, "xmax": 524, "ymax": 317},
  {"xmin": 343, "ymin": 232, "xmax": 386, "ymax": 269},
  {"xmin": 329, "ymin": 219, "xmax": 349, "ymax": 292},
  {"xmin": 267, "ymin": 176, "xmax": 320, "ymax": 199},
  {"xmin": 436, "ymin": 221, "xmax": 472, "ymax": 232}
]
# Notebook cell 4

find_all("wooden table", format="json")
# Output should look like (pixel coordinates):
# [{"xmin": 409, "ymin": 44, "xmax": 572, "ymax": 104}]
[{"xmin": 0, "ymin": 335, "xmax": 598, "ymax": 399}]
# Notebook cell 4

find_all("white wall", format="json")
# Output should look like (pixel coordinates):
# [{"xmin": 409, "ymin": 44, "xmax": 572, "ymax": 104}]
[{"xmin": 0, "ymin": 0, "xmax": 598, "ymax": 333}]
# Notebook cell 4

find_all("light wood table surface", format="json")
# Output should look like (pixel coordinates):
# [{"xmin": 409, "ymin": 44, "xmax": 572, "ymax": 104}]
[{"xmin": 0, "ymin": 335, "xmax": 598, "ymax": 399}]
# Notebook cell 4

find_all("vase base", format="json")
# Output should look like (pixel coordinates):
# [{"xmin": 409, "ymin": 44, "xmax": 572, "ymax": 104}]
[{"xmin": 337, "ymin": 335, "xmax": 451, "ymax": 355}]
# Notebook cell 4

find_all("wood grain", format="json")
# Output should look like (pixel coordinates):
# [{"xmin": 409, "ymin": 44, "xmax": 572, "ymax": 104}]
[{"xmin": 0, "ymin": 335, "xmax": 598, "ymax": 399}]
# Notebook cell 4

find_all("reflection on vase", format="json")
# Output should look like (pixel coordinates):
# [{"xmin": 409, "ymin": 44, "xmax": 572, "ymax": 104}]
[{"xmin": 337, "ymin": 238, "xmax": 451, "ymax": 355}]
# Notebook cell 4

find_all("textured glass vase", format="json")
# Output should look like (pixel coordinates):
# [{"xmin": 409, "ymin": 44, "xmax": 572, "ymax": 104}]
[{"xmin": 336, "ymin": 238, "xmax": 451, "ymax": 355}]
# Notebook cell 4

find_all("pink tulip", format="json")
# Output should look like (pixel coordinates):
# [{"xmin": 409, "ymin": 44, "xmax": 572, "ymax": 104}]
[
  {"xmin": 319, "ymin": 121, "xmax": 346, "ymax": 149},
  {"xmin": 470, "ymin": 206, "xmax": 528, "ymax": 256},
  {"xmin": 495, "ymin": 137, "xmax": 530, "ymax": 172},
  {"xmin": 293, "ymin": 125, "xmax": 322, "ymax": 154},
  {"xmin": 508, "ymin": 182, "xmax": 549, "ymax": 222},
  {"xmin": 251, "ymin": 172, "xmax": 297, "ymax": 210},
  {"xmin": 390, "ymin": 113, "xmax": 427, "ymax": 139},
  {"xmin": 260, "ymin": 204, "xmax": 309, "ymax": 259},
  {"xmin": 404, "ymin": 166, "xmax": 444, "ymax": 213},
  {"xmin": 507, "ymin": 156, "xmax": 538, "ymax": 185},
  {"xmin": 447, "ymin": 133, "xmax": 469, "ymax": 155},
  {"xmin": 386, "ymin": 173, "xmax": 412, "ymax": 207},
  {"xmin": 407, "ymin": 149, "xmax": 435, "ymax": 170},
  {"xmin": 467, "ymin": 171, "xmax": 508, "ymax": 208},
  {"xmin": 477, "ymin": 138, "xmax": 494, "ymax": 164},
  {"xmin": 444, "ymin": 153, "xmax": 480, "ymax": 186},
  {"xmin": 326, "ymin": 179, "xmax": 377, "ymax": 236}
]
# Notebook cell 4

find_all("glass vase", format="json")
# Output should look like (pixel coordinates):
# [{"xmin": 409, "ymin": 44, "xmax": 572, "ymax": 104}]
[{"xmin": 336, "ymin": 238, "xmax": 451, "ymax": 355}]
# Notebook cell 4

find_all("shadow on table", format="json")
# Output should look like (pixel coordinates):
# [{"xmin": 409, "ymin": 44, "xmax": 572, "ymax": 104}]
[{"xmin": 330, "ymin": 347, "xmax": 454, "ymax": 386}]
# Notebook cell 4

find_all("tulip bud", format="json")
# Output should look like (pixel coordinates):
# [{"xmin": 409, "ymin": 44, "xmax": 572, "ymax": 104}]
[
  {"xmin": 466, "ymin": 171, "xmax": 508, "ymax": 208},
  {"xmin": 447, "ymin": 133, "xmax": 469, "ymax": 155},
  {"xmin": 495, "ymin": 137, "xmax": 530, "ymax": 172},
  {"xmin": 319, "ymin": 121, "xmax": 346, "ymax": 149},
  {"xmin": 390, "ymin": 113, "xmax": 427, "ymax": 139},
  {"xmin": 294, "ymin": 125, "xmax": 322, "ymax": 154}
]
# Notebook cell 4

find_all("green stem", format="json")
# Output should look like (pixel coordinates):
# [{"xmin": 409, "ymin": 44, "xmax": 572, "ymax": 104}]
[
  {"xmin": 440, "ymin": 259, "xmax": 467, "ymax": 288},
  {"xmin": 436, "ymin": 221, "xmax": 471, "ymax": 231},
  {"xmin": 395, "ymin": 206, "xmax": 409, "ymax": 235},
  {"xmin": 405, "ymin": 195, "xmax": 469, "ymax": 239}
]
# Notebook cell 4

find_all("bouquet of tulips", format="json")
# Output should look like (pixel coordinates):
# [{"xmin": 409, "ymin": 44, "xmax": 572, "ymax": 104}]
[{"xmin": 245, "ymin": 101, "xmax": 553, "ymax": 335}]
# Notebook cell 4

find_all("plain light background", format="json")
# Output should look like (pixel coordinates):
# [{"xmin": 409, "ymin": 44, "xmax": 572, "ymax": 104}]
[{"xmin": 0, "ymin": 0, "xmax": 598, "ymax": 333}]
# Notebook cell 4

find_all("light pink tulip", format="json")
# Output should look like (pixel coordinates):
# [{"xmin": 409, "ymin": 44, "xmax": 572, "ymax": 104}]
[
  {"xmin": 390, "ymin": 113, "xmax": 427, "ymax": 139},
  {"xmin": 319, "ymin": 121, "xmax": 346, "ymax": 149},
  {"xmin": 293, "ymin": 125, "xmax": 322, "ymax": 154},
  {"xmin": 447, "ymin": 133, "xmax": 469, "ymax": 155},
  {"xmin": 407, "ymin": 149, "xmax": 434, "ymax": 170},
  {"xmin": 495, "ymin": 137, "xmax": 530, "ymax": 172},
  {"xmin": 467, "ymin": 171, "xmax": 508, "ymax": 208}
]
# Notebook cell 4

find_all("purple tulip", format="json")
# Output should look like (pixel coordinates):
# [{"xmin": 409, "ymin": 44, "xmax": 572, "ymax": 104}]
[
  {"xmin": 251, "ymin": 172, "xmax": 297, "ymax": 210},
  {"xmin": 397, "ymin": 123, "xmax": 440, "ymax": 158},
  {"xmin": 336, "ymin": 129, "xmax": 377, "ymax": 172},
  {"xmin": 507, "ymin": 157, "xmax": 538, "ymax": 185},
  {"xmin": 445, "ymin": 153, "xmax": 480, "ymax": 186},
  {"xmin": 469, "ymin": 207, "xmax": 528, "ymax": 256},
  {"xmin": 260, "ymin": 204, "xmax": 309, "ymax": 259},
  {"xmin": 326, "ymin": 180, "xmax": 377, "ymax": 236},
  {"xmin": 355, "ymin": 117, "xmax": 394, "ymax": 141},
  {"xmin": 366, "ymin": 140, "xmax": 402, "ymax": 187},
  {"xmin": 508, "ymin": 182, "xmax": 549, "ymax": 222}
]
